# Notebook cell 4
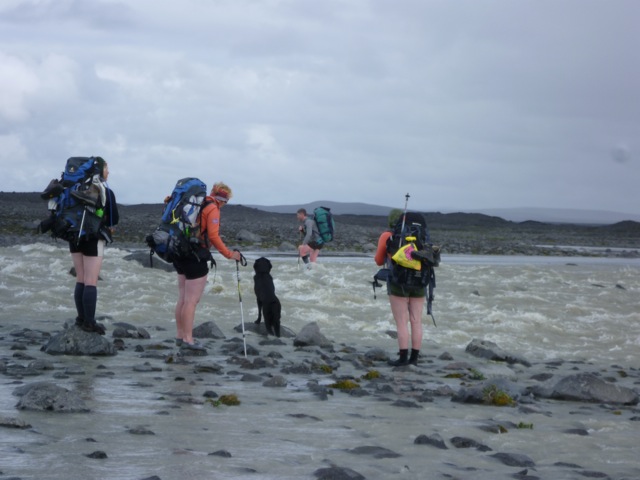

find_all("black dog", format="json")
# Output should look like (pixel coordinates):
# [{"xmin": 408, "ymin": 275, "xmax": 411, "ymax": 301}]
[{"xmin": 253, "ymin": 257, "xmax": 281, "ymax": 337}]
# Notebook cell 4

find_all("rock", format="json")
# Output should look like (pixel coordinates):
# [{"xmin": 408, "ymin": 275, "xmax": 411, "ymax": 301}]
[
  {"xmin": 112, "ymin": 322, "xmax": 150, "ymax": 339},
  {"xmin": 347, "ymin": 445, "xmax": 401, "ymax": 458},
  {"xmin": 14, "ymin": 381, "xmax": 90, "ymax": 413},
  {"xmin": 237, "ymin": 321, "xmax": 295, "ymax": 339},
  {"xmin": 544, "ymin": 373, "xmax": 639, "ymax": 405},
  {"xmin": 293, "ymin": 322, "xmax": 332, "ymax": 348},
  {"xmin": 465, "ymin": 339, "xmax": 531, "ymax": 367},
  {"xmin": 313, "ymin": 466, "xmax": 366, "ymax": 479},
  {"xmin": 42, "ymin": 325, "xmax": 117, "ymax": 356},
  {"xmin": 193, "ymin": 362, "xmax": 224, "ymax": 374},
  {"xmin": 414, "ymin": 433, "xmax": 448, "ymax": 449},
  {"xmin": 263, "ymin": 375, "xmax": 287, "ymax": 387},
  {"xmin": 0, "ymin": 416, "xmax": 32, "ymax": 429},
  {"xmin": 450, "ymin": 436, "xmax": 492, "ymax": 451},
  {"xmin": 490, "ymin": 452, "xmax": 536, "ymax": 467},
  {"xmin": 193, "ymin": 321, "xmax": 226, "ymax": 339},
  {"xmin": 123, "ymin": 250, "xmax": 174, "ymax": 272},
  {"xmin": 85, "ymin": 451, "xmax": 108, "ymax": 459},
  {"xmin": 452, "ymin": 377, "xmax": 523, "ymax": 404},
  {"xmin": 209, "ymin": 450, "xmax": 232, "ymax": 457},
  {"xmin": 128, "ymin": 426, "xmax": 155, "ymax": 435}
]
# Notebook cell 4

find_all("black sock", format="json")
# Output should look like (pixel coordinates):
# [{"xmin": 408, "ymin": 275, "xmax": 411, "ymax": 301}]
[
  {"xmin": 83, "ymin": 285, "xmax": 98, "ymax": 325},
  {"xmin": 74, "ymin": 282, "xmax": 85, "ymax": 320}
]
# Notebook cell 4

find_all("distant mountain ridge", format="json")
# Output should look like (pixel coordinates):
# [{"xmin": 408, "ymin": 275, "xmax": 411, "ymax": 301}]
[{"xmin": 246, "ymin": 201, "xmax": 640, "ymax": 225}]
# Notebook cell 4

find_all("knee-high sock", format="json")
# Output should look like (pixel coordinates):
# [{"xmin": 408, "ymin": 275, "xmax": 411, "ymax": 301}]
[
  {"xmin": 74, "ymin": 282, "xmax": 85, "ymax": 320},
  {"xmin": 83, "ymin": 285, "xmax": 98, "ymax": 324}
]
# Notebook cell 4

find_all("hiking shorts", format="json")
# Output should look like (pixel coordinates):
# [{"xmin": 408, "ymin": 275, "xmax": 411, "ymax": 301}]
[
  {"xmin": 389, "ymin": 282, "xmax": 426, "ymax": 298},
  {"xmin": 308, "ymin": 241, "xmax": 324, "ymax": 250},
  {"xmin": 173, "ymin": 258, "xmax": 209, "ymax": 280},
  {"xmin": 68, "ymin": 239, "xmax": 105, "ymax": 257}
]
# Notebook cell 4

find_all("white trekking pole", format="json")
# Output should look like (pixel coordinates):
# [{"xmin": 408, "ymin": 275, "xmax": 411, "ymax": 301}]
[{"xmin": 234, "ymin": 250, "xmax": 248, "ymax": 358}]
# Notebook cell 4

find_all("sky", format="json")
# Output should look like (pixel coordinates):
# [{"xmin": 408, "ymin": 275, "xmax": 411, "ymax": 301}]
[{"xmin": 0, "ymin": 0, "xmax": 639, "ymax": 216}]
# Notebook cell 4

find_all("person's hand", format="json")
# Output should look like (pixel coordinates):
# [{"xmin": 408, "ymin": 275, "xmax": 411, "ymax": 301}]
[
  {"xmin": 298, "ymin": 226, "xmax": 304, "ymax": 233},
  {"xmin": 230, "ymin": 250, "xmax": 242, "ymax": 262}
]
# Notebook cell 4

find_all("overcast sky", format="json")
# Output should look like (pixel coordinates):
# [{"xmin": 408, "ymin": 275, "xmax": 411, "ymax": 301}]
[{"xmin": 1, "ymin": 0, "xmax": 638, "ymax": 215}]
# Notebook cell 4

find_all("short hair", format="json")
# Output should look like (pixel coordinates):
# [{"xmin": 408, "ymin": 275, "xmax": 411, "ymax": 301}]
[{"xmin": 297, "ymin": 208, "xmax": 307, "ymax": 215}]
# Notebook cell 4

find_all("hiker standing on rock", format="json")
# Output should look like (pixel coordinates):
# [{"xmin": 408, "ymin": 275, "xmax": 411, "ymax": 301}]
[
  {"xmin": 173, "ymin": 182, "xmax": 242, "ymax": 351},
  {"xmin": 297, "ymin": 208, "xmax": 322, "ymax": 268},
  {"xmin": 71, "ymin": 157, "xmax": 119, "ymax": 335},
  {"xmin": 374, "ymin": 211, "xmax": 430, "ymax": 366}
]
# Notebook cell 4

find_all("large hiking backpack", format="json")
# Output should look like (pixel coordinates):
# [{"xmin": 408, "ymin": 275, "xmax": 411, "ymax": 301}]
[
  {"xmin": 383, "ymin": 212, "xmax": 440, "ymax": 316},
  {"xmin": 145, "ymin": 178, "xmax": 214, "ymax": 265},
  {"xmin": 39, "ymin": 157, "xmax": 106, "ymax": 243},
  {"xmin": 313, "ymin": 206, "xmax": 335, "ymax": 244}
]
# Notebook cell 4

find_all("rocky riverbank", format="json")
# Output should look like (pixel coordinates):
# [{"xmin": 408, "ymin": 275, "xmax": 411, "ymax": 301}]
[
  {"xmin": 2, "ymin": 316, "xmax": 639, "ymax": 479},
  {"xmin": 2, "ymin": 192, "xmax": 640, "ymax": 257}
]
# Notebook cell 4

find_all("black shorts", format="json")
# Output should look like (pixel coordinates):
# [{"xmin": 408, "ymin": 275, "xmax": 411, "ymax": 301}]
[
  {"xmin": 309, "ymin": 241, "xmax": 324, "ymax": 250},
  {"xmin": 389, "ymin": 282, "xmax": 426, "ymax": 298},
  {"xmin": 68, "ymin": 239, "xmax": 105, "ymax": 257},
  {"xmin": 173, "ymin": 258, "xmax": 209, "ymax": 280}
]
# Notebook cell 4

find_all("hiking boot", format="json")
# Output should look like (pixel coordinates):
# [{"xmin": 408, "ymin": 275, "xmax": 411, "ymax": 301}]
[
  {"xmin": 175, "ymin": 338, "xmax": 184, "ymax": 347},
  {"xmin": 71, "ymin": 188, "xmax": 99, "ymax": 207},
  {"xmin": 41, "ymin": 179, "xmax": 64, "ymax": 199},
  {"xmin": 181, "ymin": 341, "xmax": 207, "ymax": 352},
  {"xmin": 411, "ymin": 249, "xmax": 435, "ymax": 265},
  {"xmin": 301, "ymin": 255, "xmax": 310, "ymax": 265},
  {"xmin": 80, "ymin": 322, "xmax": 106, "ymax": 335},
  {"xmin": 75, "ymin": 317, "xmax": 84, "ymax": 327},
  {"xmin": 409, "ymin": 349, "xmax": 420, "ymax": 366},
  {"xmin": 388, "ymin": 349, "xmax": 409, "ymax": 366}
]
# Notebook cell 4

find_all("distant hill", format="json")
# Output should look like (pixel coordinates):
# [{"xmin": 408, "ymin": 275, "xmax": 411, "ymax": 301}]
[{"xmin": 246, "ymin": 201, "xmax": 640, "ymax": 225}]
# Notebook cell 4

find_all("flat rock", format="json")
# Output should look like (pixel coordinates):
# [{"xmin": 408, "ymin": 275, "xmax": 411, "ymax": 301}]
[{"xmin": 13, "ymin": 381, "xmax": 90, "ymax": 413}]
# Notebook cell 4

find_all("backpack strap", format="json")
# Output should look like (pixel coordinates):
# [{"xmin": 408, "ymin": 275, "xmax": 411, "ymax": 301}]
[{"xmin": 197, "ymin": 199, "xmax": 217, "ymax": 270}]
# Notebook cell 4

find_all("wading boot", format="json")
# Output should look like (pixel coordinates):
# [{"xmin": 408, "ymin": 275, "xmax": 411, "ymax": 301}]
[
  {"xmin": 388, "ymin": 349, "xmax": 409, "ymax": 366},
  {"xmin": 409, "ymin": 349, "xmax": 420, "ymax": 366}
]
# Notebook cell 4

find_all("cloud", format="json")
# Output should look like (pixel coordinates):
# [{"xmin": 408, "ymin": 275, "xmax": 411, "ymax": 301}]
[{"xmin": 0, "ymin": 0, "xmax": 638, "ymax": 216}]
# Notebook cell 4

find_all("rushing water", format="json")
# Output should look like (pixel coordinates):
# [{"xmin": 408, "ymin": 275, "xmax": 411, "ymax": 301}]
[{"xmin": 1, "ymin": 244, "xmax": 639, "ymax": 479}]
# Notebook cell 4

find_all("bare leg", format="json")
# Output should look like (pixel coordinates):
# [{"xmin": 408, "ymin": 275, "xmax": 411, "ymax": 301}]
[
  {"xmin": 175, "ymin": 275, "xmax": 207, "ymax": 344},
  {"xmin": 389, "ymin": 295, "xmax": 410, "ymax": 350},
  {"xmin": 407, "ymin": 297, "xmax": 425, "ymax": 349}
]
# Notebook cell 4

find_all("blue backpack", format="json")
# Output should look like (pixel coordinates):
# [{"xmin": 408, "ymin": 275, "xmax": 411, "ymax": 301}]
[
  {"xmin": 146, "ymin": 178, "xmax": 215, "ymax": 265},
  {"xmin": 39, "ymin": 157, "xmax": 106, "ymax": 243}
]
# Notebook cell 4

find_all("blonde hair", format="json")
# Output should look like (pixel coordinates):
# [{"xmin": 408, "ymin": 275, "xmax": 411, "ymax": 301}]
[{"xmin": 211, "ymin": 182, "xmax": 233, "ymax": 201}]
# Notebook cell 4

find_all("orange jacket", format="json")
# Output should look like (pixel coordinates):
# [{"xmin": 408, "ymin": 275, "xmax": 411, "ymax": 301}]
[
  {"xmin": 199, "ymin": 197, "xmax": 233, "ymax": 259},
  {"xmin": 374, "ymin": 230, "xmax": 392, "ymax": 266}
]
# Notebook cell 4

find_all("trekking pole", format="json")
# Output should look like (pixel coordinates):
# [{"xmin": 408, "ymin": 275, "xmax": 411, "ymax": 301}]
[
  {"xmin": 234, "ymin": 250, "xmax": 248, "ymax": 358},
  {"xmin": 77, "ymin": 207, "xmax": 87, "ymax": 246},
  {"xmin": 297, "ymin": 231, "xmax": 303, "ymax": 270},
  {"xmin": 398, "ymin": 192, "xmax": 410, "ymax": 248}
]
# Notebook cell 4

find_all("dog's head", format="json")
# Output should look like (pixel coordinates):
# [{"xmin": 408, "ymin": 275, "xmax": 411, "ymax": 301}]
[{"xmin": 253, "ymin": 257, "xmax": 272, "ymax": 274}]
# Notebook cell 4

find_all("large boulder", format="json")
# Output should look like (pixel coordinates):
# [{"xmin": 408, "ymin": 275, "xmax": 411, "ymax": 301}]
[
  {"xmin": 534, "ymin": 373, "xmax": 638, "ymax": 405},
  {"xmin": 43, "ymin": 325, "xmax": 117, "ymax": 356},
  {"xmin": 293, "ymin": 322, "xmax": 332, "ymax": 348}
]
